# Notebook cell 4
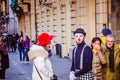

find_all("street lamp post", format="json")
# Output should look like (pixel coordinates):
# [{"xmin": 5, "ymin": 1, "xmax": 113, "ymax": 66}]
[{"xmin": 35, "ymin": 0, "xmax": 37, "ymax": 40}]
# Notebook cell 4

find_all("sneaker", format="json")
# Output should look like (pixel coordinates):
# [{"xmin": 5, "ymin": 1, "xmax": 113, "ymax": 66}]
[
  {"xmin": 24, "ymin": 61, "xmax": 29, "ymax": 64},
  {"xmin": 20, "ymin": 61, "xmax": 24, "ymax": 64}
]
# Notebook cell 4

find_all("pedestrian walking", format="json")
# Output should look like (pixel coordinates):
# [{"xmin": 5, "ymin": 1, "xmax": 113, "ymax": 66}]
[
  {"xmin": 11, "ymin": 34, "xmax": 17, "ymax": 52},
  {"xmin": 28, "ymin": 32, "xmax": 58, "ymax": 80},
  {"xmin": 91, "ymin": 37, "xmax": 107, "ymax": 80},
  {"xmin": 6, "ymin": 34, "xmax": 13, "ymax": 52},
  {"xmin": 15, "ymin": 33, "xmax": 20, "ymax": 48},
  {"xmin": 24, "ymin": 35, "xmax": 30, "ymax": 64},
  {"xmin": 0, "ymin": 35, "xmax": 9, "ymax": 79},
  {"xmin": 2, "ymin": 31, "xmax": 8, "ymax": 41},
  {"xmin": 69, "ymin": 28, "xmax": 94, "ymax": 80},
  {"xmin": 103, "ymin": 34, "xmax": 120, "ymax": 80},
  {"xmin": 18, "ymin": 36, "xmax": 25, "ymax": 63}
]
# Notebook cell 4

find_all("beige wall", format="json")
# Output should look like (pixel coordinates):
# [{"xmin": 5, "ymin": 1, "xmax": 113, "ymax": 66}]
[
  {"xmin": 111, "ymin": 0, "xmax": 120, "ymax": 43},
  {"xmin": 34, "ymin": 0, "xmax": 97, "ymax": 57},
  {"xmin": 17, "ymin": 0, "xmax": 114, "ymax": 58}
]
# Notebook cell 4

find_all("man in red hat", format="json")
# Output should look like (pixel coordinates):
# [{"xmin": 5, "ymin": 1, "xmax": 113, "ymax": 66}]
[{"xmin": 28, "ymin": 32, "xmax": 57, "ymax": 80}]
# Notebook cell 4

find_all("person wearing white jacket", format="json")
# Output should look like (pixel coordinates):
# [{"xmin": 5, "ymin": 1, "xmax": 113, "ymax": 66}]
[{"xmin": 28, "ymin": 32, "xmax": 57, "ymax": 80}]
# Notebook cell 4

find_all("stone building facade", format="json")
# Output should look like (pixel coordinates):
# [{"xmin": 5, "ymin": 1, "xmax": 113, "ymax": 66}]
[{"xmin": 1, "ymin": 0, "xmax": 120, "ymax": 58}]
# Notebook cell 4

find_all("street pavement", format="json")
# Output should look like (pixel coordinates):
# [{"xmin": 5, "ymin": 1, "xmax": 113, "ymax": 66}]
[{"xmin": 5, "ymin": 50, "xmax": 72, "ymax": 80}]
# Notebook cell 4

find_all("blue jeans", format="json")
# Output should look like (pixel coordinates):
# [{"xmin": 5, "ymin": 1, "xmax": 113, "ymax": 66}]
[
  {"xmin": 19, "ymin": 49, "xmax": 25, "ymax": 61},
  {"xmin": 25, "ymin": 48, "xmax": 29, "ymax": 61}
]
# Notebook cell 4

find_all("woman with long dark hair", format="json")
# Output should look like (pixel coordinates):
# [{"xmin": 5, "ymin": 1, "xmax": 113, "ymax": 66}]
[{"xmin": 24, "ymin": 35, "xmax": 30, "ymax": 63}]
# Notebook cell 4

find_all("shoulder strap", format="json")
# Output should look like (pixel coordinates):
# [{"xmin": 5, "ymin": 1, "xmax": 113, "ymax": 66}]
[
  {"xmin": 80, "ymin": 44, "xmax": 87, "ymax": 69},
  {"xmin": 34, "ymin": 63, "xmax": 43, "ymax": 80},
  {"xmin": 74, "ymin": 45, "xmax": 87, "ymax": 70},
  {"xmin": 74, "ymin": 47, "xmax": 77, "ymax": 69}
]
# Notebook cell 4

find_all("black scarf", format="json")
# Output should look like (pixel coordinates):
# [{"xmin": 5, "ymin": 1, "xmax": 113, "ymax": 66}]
[{"xmin": 108, "ymin": 46, "xmax": 114, "ymax": 72}]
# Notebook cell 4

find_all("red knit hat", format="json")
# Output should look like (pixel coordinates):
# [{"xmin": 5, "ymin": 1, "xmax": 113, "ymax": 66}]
[{"xmin": 37, "ymin": 32, "xmax": 53, "ymax": 46}]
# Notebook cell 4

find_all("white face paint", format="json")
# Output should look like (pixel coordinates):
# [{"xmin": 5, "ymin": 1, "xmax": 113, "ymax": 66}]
[{"xmin": 74, "ymin": 33, "xmax": 84, "ymax": 44}]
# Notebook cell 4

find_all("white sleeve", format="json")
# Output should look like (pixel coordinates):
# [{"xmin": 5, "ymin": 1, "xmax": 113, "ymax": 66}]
[{"xmin": 34, "ymin": 57, "xmax": 54, "ymax": 77}]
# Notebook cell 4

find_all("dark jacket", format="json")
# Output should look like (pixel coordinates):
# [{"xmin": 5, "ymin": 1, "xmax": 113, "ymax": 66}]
[
  {"xmin": 0, "ymin": 51, "xmax": 9, "ymax": 69},
  {"xmin": 0, "ymin": 42, "xmax": 9, "ymax": 69},
  {"xmin": 18, "ymin": 40, "xmax": 25, "ymax": 50},
  {"xmin": 71, "ymin": 42, "xmax": 93, "ymax": 77},
  {"xmin": 103, "ymin": 45, "xmax": 120, "ymax": 80}
]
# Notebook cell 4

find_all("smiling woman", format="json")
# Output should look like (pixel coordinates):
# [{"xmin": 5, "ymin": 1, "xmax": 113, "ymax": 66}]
[{"xmin": 106, "ymin": 34, "xmax": 115, "ymax": 48}]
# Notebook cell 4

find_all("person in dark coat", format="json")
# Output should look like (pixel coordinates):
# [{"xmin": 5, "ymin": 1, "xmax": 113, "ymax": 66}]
[
  {"xmin": 69, "ymin": 28, "xmax": 93, "ymax": 80},
  {"xmin": 0, "ymin": 36, "xmax": 9, "ymax": 79},
  {"xmin": 11, "ymin": 34, "xmax": 17, "ymax": 52}
]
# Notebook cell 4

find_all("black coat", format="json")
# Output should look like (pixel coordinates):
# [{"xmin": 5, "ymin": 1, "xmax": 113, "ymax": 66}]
[{"xmin": 0, "ymin": 47, "xmax": 9, "ymax": 69}]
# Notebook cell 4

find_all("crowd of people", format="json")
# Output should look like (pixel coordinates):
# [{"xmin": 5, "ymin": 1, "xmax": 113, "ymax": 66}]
[
  {"xmin": 27, "ymin": 28, "xmax": 120, "ymax": 80},
  {"xmin": 0, "ymin": 27, "xmax": 120, "ymax": 80},
  {"xmin": 0, "ymin": 31, "xmax": 31, "ymax": 79},
  {"xmin": 0, "ymin": 31, "xmax": 30, "ymax": 64},
  {"xmin": 69, "ymin": 28, "xmax": 120, "ymax": 80}
]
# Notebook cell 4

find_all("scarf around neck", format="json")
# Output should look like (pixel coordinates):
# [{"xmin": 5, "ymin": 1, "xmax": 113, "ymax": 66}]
[{"xmin": 108, "ymin": 45, "xmax": 114, "ymax": 72}]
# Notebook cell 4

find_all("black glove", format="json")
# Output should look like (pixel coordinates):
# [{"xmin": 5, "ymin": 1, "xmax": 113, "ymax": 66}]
[{"xmin": 51, "ymin": 74, "xmax": 58, "ymax": 80}]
